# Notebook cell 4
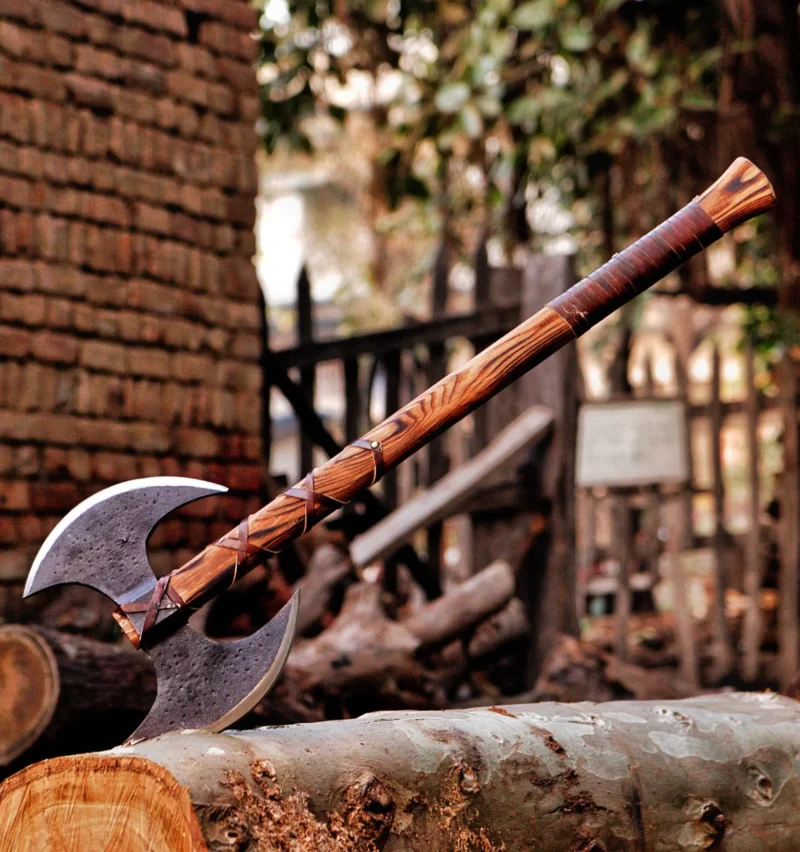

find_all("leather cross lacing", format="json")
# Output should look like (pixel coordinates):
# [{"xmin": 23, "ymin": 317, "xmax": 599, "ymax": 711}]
[
  {"xmin": 118, "ymin": 438, "xmax": 386, "ymax": 644},
  {"xmin": 212, "ymin": 516, "xmax": 279, "ymax": 588}
]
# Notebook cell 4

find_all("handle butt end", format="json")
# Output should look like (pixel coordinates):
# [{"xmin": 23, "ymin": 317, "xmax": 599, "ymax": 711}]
[{"xmin": 696, "ymin": 157, "xmax": 776, "ymax": 233}]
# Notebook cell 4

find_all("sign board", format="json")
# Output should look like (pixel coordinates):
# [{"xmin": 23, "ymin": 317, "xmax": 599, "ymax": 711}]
[{"xmin": 576, "ymin": 400, "xmax": 689, "ymax": 488}]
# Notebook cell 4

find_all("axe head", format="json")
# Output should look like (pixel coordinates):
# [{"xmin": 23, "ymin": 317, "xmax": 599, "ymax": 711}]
[{"xmin": 24, "ymin": 477, "xmax": 298, "ymax": 743}]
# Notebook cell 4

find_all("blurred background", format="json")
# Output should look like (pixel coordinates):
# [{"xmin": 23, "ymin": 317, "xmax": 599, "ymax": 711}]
[{"xmin": 1, "ymin": 0, "xmax": 800, "ymax": 774}]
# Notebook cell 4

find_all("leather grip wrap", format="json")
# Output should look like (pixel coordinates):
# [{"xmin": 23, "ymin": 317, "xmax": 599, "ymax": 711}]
[{"xmin": 550, "ymin": 201, "xmax": 722, "ymax": 336}]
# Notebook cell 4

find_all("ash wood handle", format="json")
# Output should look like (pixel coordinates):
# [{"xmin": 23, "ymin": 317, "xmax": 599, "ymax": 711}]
[{"xmin": 114, "ymin": 159, "xmax": 775, "ymax": 646}]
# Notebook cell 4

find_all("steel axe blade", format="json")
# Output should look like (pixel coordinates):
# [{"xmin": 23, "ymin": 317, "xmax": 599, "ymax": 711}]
[{"xmin": 24, "ymin": 477, "xmax": 298, "ymax": 742}]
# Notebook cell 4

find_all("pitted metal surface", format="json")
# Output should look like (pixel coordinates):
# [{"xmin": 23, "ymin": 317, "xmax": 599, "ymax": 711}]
[
  {"xmin": 24, "ymin": 477, "xmax": 227, "ymax": 604},
  {"xmin": 129, "ymin": 592, "xmax": 299, "ymax": 741}
]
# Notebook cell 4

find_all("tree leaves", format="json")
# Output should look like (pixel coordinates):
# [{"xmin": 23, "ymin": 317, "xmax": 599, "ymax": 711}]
[
  {"xmin": 511, "ymin": 0, "xmax": 554, "ymax": 31},
  {"xmin": 435, "ymin": 82, "xmax": 471, "ymax": 113}
]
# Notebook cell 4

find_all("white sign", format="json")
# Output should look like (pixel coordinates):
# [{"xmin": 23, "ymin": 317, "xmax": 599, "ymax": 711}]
[{"xmin": 576, "ymin": 400, "xmax": 689, "ymax": 488}]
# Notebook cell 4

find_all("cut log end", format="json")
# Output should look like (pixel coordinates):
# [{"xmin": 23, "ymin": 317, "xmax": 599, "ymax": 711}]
[
  {"xmin": 0, "ymin": 755, "xmax": 205, "ymax": 852},
  {"xmin": 0, "ymin": 626, "xmax": 58, "ymax": 765}
]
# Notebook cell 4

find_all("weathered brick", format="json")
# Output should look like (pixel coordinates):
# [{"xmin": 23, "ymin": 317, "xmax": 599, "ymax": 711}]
[
  {"xmin": 216, "ymin": 0, "xmax": 258, "ymax": 31},
  {"xmin": 0, "ymin": 324, "xmax": 31, "ymax": 357},
  {"xmin": 1, "ymin": 481, "xmax": 30, "ymax": 510},
  {"xmin": 0, "ymin": 0, "xmax": 36, "ymax": 25},
  {"xmin": 166, "ymin": 70, "xmax": 208, "ymax": 108},
  {"xmin": 85, "ymin": 11, "xmax": 112, "ymax": 45},
  {"xmin": 115, "ymin": 89, "xmax": 158, "ymax": 124},
  {"xmin": 66, "ymin": 448, "xmax": 91, "ymax": 480},
  {"xmin": 93, "ymin": 451, "xmax": 138, "ymax": 481},
  {"xmin": 75, "ymin": 44, "xmax": 120, "ymax": 80},
  {"xmin": 38, "ymin": 0, "xmax": 87, "ymax": 38},
  {"xmin": 129, "ymin": 346, "xmax": 170, "ymax": 378},
  {"xmin": 134, "ymin": 202, "xmax": 171, "ymax": 235},
  {"xmin": 12, "ymin": 59, "xmax": 68, "ymax": 100},
  {"xmin": 172, "ymin": 351, "xmax": 213, "ymax": 382},
  {"xmin": 66, "ymin": 73, "xmax": 116, "ymax": 110},
  {"xmin": 80, "ymin": 192, "xmax": 130, "ymax": 227},
  {"xmin": 238, "ymin": 93, "xmax": 259, "ymax": 122},
  {"xmin": 226, "ymin": 462, "xmax": 262, "ymax": 491},
  {"xmin": 32, "ymin": 330, "xmax": 78, "ymax": 364},
  {"xmin": 110, "ymin": 25, "xmax": 176, "ymax": 67},
  {"xmin": 209, "ymin": 83, "xmax": 236, "ymax": 116},
  {"xmin": 122, "ymin": 1, "xmax": 188, "ymax": 37},
  {"xmin": 0, "ymin": 259, "xmax": 35, "ymax": 291},
  {"xmin": 123, "ymin": 59, "xmax": 165, "ymax": 96},
  {"xmin": 30, "ymin": 481, "xmax": 81, "ymax": 512},
  {"xmin": 17, "ymin": 513, "xmax": 43, "ymax": 542},
  {"xmin": 175, "ymin": 42, "xmax": 216, "ymax": 78},
  {"xmin": 44, "ymin": 297, "xmax": 73, "ymax": 329},
  {"xmin": 80, "ymin": 339, "xmax": 127, "ymax": 372},
  {"xmin": 0, "ymin": 292, "xmax": 46, "ymax": 325},
  {"xmin": 173, "ymin": 427, "xmax": 219, "ymax": 458},
  {"xmin": 198, "ymin": 21, "xmax": 258, "ymax": 61},
  {"xmin": 215, "ymin": 57, "xmax": 254, "ymax": 92}
]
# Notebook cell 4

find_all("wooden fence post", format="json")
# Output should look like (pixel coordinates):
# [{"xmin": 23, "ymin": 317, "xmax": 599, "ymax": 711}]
[
  {"xmin": 665, "ymin": 499, "xmax": 700, "ymax": 686},
  {"xmin": 516, "ymin": 253, "xmax": 579, "ymax": 682},
  {"xmin": 778, "ymin": 355, "xmax": 799, "ymax": 690},
  {"xmin": 296, "ymin": 265, "xmax": 315, "ymax": 477},
  {"xmin": 742, "ymin": 342, "xmax": 763, "ymax": 683},
  {"xmin": 424, "ymin": 235, "xmax": 451, "ymax": 586},
  {"xmin": 709, "ymin": 345, "xmax": 734, "ymax": 682}
]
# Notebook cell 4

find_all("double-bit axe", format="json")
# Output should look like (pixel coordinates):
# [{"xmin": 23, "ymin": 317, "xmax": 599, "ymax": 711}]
[{"xmin": 24, "ymin": 158, "xmax": 775, "ymax": 743}]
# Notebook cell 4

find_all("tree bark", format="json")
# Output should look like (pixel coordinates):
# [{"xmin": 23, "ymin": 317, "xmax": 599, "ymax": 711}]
[{"xmin": 2, "ymin": 694, "xmax": 799, "ymax": 851}]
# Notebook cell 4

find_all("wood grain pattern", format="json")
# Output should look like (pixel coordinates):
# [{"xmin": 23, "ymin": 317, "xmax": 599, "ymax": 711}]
[
  {"xmin": 696, "ymin": 157, "xmax": 776, "ymax": 233},
  {"xmin": 114, "ymin": 159, "xmax": 776, "ymax": 646}
]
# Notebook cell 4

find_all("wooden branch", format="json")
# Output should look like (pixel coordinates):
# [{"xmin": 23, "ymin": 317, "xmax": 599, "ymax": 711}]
[
  {"xmin": 4, "ymin": 694, "xmax": 799, "ymax": 850},
  {"xmin": 350, "ymin": 407, "xmax": 553, "ymax": 568},
  {"xmin": 0, "ymin": 625, "xmax": 155, "ymax": 770},
  {"xmin": 293, "ymin": 542, "xmax": 355, "ymax": 635},
  {"xmin": 402, "ymin": 560, "xmax": 515, "ymax": 646},
  {"xmin": 283, "ymin": 560, "xmax": 517, "ymax": 700}
]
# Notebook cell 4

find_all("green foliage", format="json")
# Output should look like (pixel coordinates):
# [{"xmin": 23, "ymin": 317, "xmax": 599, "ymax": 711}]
[{"xmin": 257, "ymin": 1, "xmax": 722, "ymax": 234}]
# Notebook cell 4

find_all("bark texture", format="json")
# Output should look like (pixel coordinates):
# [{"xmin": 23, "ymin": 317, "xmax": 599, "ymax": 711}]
[{"xmin": 1, "ymin": 694, "xmax": 799, "ymax": 851}]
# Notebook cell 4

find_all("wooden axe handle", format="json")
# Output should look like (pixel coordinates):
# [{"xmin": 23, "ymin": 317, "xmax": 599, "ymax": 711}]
[{"xmin": 115, "ymin": 158, "xmax": 775, "ymax": 646}]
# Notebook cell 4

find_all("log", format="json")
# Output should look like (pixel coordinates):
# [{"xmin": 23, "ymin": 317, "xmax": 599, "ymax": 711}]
[
  {"xmin": 2, "ymin": 694, "xmax": 799, "ymax": 851},
  {"xmin": 401, "ymin": 559, "xmax": 514, "ymax": 645},
  {"xmin": 0, "ymin": 625, "xmax": 155, "ymax": 771},
  {"xmin": 283, "ymin": 561, "xmax": 517, "ymax": 701},
  {"xmin": 293, "ymin": 542, "xmax": 355, "ymax": 635},
  {"xmin": 350, "ymin": 406, "xmax": 553, "ymax": 568}
]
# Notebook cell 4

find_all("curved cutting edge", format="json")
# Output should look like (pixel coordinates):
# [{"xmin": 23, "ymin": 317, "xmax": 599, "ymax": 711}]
[
  {"xmin": 24, "ymin": 477, "xmax": 227, "ymax": 603},
  {"xmin": 127, "ymin": 591, "xmax": 300, "ymax": 743}
]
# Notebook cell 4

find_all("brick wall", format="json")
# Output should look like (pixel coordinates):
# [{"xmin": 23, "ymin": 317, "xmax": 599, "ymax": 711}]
[{"xmin": 0, "ymin": 0, "xmax": 267, "ymax": 614}]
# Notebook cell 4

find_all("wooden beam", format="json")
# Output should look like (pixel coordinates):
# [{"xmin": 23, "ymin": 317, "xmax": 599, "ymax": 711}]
[
  {"xmin": 274, "ymin": 305, "xmax": 519, "ymax": 368},
  {"xmin": 350, "ymin": 406, "xmax": 554, "ymax": 568}
]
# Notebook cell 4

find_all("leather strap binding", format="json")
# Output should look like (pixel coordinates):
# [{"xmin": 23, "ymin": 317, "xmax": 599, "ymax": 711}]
[
  {"xmin": 550, "ymin": 201, "xmax": 722, "ymax": 336},
  {"xmin": 351, "ymin": 438, "xmax": 385, "ymax": 485},
  {"xmin": 211, "ymin": 517, "xmax": 278, "ymax": 588},
  {"xmin": 117, "ymin": 575, "xmax": 186, "ymax": 644},
  {"xmin": 286, "ymin": 469, "xmax": 347, "ymax": 534}
]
